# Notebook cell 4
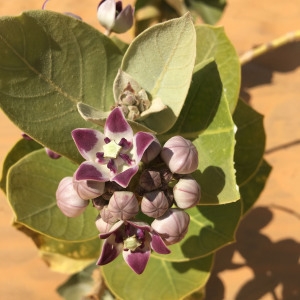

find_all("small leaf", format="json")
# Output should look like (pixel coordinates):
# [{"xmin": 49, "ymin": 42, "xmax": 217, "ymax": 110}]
[
  {"xmin": 233, "ymin": 99, "xmax": 266, "ymax": 186},
  {"xmin": 186, "ymin": 0, "xmax": 227, "ymax": 25},
  {"xmin": 0, "ymin": 10, "xmax": 122, "ymax": 163},
  {"xmin": 102, "ymin": 253, "xmax": 213, "ymax": 300},
  {"xmin": 7, "ymin": 149, "xmax": 99, "ymax": 241},
  {"xmin": 0, "ymin": 138, "xmax": 42, "ymax": 193},
  {"xmin": 121, "ymin": 13, "xmax": 196, "ymax": 133},
  {"xmin": 195, "ymin": 25, "xmax": 240, "ymax": 113},
  {"xmin": 193, "ymin": 93, "xmax": 240, "ymax": 204}
]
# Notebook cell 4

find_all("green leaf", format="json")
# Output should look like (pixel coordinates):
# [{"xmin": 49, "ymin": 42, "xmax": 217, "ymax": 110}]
[
  {"xmin": 161, "ymin": 59, "xmax": 222, "ymax": 139},
  {"xmin": 233, "ymin": 99, "xmax": 266, "ymax": 186},
  {"xmin": 153, "ymin": 200, "xmax": 242, "ymax": 261},
  {"xmin": 102, "ymin": 253, "xmax": 213, "ymax": 300},
  {"xmin": 240, "ymin": 159, "xmax": 272, "ymax": 214},
  {"xmin": 193, "ymin": 93, "xmax": 240, "ymax": 204},
  {"xmin": 120, "ymin": 13, "xmax": 196, "ymax": 133},
  {"xmin": 7, "ymin": 149, "xmax": 99, "ymax": 241},
  {"xmin": 195, "ymin": 25, "xmax": 240, "ymax": 113},
  {"xmin": 0, "ymin": 138, "xmax": 42, "ymax": 193},
  {"xmin": 187, "ymin": 0, "xmax": 227, "ymax": 25},
  {"xmin": 0, "ymin": 10, "xmax": 122, "ymax": 163},
  {"xmin": 15, "ymin": 223, "xmax": 100, "ymax": 274}
]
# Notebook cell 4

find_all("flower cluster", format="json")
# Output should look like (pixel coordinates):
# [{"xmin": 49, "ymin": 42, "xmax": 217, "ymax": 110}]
[{"xmin": 56, "ymin": 107, "xmax": 200, "ymax": 274}]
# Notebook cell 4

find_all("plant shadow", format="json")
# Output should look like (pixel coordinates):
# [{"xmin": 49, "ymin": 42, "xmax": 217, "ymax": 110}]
[{"xmin": 204, "ymin": 206, "xmax": 300, "ymax": 299}]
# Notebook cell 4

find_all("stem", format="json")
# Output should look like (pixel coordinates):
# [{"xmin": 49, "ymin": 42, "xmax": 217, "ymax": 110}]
[{"xmin": 239, "ymin": 30, "xmax": 300, "ymax": 65}]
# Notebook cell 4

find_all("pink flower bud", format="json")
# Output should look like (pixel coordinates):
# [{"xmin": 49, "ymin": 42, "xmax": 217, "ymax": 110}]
[
  {"xmin": 95, "ymin": 215, "xmax": 113, "ymax": 233},
  {"xmin": 173, "ymin": 176, "xmax": 200, "ymax": 209},
  {"xmin": 56, "ymin": 177, "xmax": 89, "ymax": 217},
  {"xmin": 139, "ymin": 170, "xmax": 162, "ymax": 192},
  {"xmin": 73, "ymin": 178, "xmax": 105, "ymax": 200},
  {"xmin": 100, "ymin": 206, "xmax": 118, "ymax": 224},
  {"xmin": 160, "ymin": 136, "xmax": 198, "ymax": 174},
  {"xmin": 141, "ymin": 191, "xmax": 169, "ymax": 218},
  {"xmin": 141, "ymin": 138, "xmax": 162, "ymax": 163},
  {"xmin": 151, "ymin": 208, "xmax": 190, "ymax": 245},
  {"xmin": 107, "ymin": 191, "xmax": 139, "ymax": 220}
]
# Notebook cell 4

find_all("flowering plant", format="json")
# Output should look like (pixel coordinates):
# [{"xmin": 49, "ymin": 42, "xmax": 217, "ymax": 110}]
[{"xmin": 0, "ymin": 0, "xmax": 271, "ymax": 299}]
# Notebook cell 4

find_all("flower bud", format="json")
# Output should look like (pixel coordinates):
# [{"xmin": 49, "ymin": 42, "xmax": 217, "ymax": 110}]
[
  {"xmin": 73, "ymin": 178, "xmax": 105, "ymax": 200},
  {"xmin": 139, "ymin": 170, "xmax": 161, "ymax": 192},
  {"xmin": 56, "ymin": 177, "xmax": 89, "ymax": 217},
  {"xmin": 100, "ymin": 206, "xmax": 118, "ymax": 224},
  {"xmin": 97, "ymin": 0, "xmax": 134, "ymax": 34},
  {"xmin": 141, "ymin": 138, "xmax": 162, "ymax": 163},
  {"xmin": 45, "ymin": 148, "xmax": 61, "ymax": 159},
  {"xmin": 160, "ymin": 136, "xmax": 198, "ymax": 174},
  {"xmin": 151, "ymin": 208, "xmax": 190, "ymax": 245},
  {"xmin": 92, "ymin": 196, "xmax": 108, "ymax": 210},
  {"xmin": 107, "ymin": 191, "xmax": 139, "ymax": 220},
  {"xmin": 95, "ymin": 215, "xmax": 113, "ymax": 233},
  {"xmin": 173, "ymin": 176, "xmax": 200, "ymax": 209},
  {"xmin": 141, "ymin": 191, "xmax": 169, "ymax": 218}
]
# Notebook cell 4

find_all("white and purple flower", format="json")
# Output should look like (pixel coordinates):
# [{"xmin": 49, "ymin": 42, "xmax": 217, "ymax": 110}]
[
  {"xmin": 72, "ymin": 107, "xmax": 155, "ymax": 188},
  {"xmin": 97, "ymin": 220, "xmax": 170, "ymax": 274}
]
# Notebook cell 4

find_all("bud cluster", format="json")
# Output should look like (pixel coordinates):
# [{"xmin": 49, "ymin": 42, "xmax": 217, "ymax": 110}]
[{"xmin": 56, "ymin": 130, "xmax": 200, "ymax": 273}]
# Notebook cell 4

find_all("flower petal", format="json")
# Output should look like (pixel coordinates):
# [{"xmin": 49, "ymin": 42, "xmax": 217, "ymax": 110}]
[
  {"xmin": 100, "ymin": 220, "xmax": 124, "ymax": 239},
  {"xmin": 122, "ymin": 247, "xmax": 151, "ymax": 274},
  {"xmin": 111, "ymin": 165, "xmax": 139, "ymax": 188},
  {"xmin": 74, "ymin": 162, "xmax": 110, "ymax": 182},
  {"xmin": 72, "ymin": 128, "xmax": 105, "ymax": 160},
  {"xmin": 150, "ymin": 233, "xmax": 171, "ymax": 254},
  {"xmin": 132, "ymin": 132, "xmax": 156, "ymax": 162},
  {"xmin": 104, "ymin": 107, "xmax": 133, "ymax": 143},
  {"xmin": 113, "ymin": 4, "xmax": 134, "ymax": 34},
  {"xmin": 97, "ymin": 233, "xmax": 123, "ymax": 265}
]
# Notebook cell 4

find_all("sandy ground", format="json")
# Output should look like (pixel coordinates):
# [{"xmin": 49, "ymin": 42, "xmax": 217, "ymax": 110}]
[{"xmin": 0, "ymin": 0, "xmax": 300, "ymax": 299}]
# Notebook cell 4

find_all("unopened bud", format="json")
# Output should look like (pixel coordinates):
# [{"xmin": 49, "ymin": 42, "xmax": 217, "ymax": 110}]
[
  {"xmin": 139, "ymin": 170, "xmax": 161, "ymax": 192},
  {"xmin": 151, "ymin": 208, "xmax": 190, "ymax": 245},
  {"xmin": 141, "ymin": 138, "xmax": 161, "ymax": 164},
  {"xmin": 100, "ymin": 206, "xmax": 118, "ymax": 224},
  {"xmin": 73, "ymin": 178, "xmax": 105, "ymax": 200},
  {"xmin": 160, "ymin": 136, "xmax": 198, "ymax": 174},
  {"xmin": 56, "ymin": 177, "xmax": 89, "ymax": 217},
  {"xmin": 141, "ymin": 191, "xmax": 169, "ymax": 218},
  {"xmin": 108, "ymin": 191, "xmax": 139, "ymax": 220},
  {"xmin": 173, "ymin": 176, "xmax": 200, "ymax": 209}
]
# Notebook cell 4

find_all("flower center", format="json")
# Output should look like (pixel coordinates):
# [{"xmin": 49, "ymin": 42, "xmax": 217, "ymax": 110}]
[
  {"xmin": 103, "ymin": 140, "xmax": 122, "ymax": 158},
  {"xmin": 124, "ymin": 235, "xmax": 142, "ymax": 251}
]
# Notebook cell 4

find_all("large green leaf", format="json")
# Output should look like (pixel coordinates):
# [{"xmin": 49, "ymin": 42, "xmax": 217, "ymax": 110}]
[
  {"xmin": 195, "ymin": 25, "xmax": 240, "ymax": 112},
  {"xmin": 0, "ymin": 138, "xmax": 42, "ymax": 193},
  {"xmin": 120, "ymin": 13, "xmax": 196, "ymax": 133},
  {"xmin": 0, "ymin": 10, "xmax": 122, "ymax": 163},
  {"xmin": 240, "ymin": 159, "xmax": 272, "ymax": 214},
  {"xmin": 186, "ymin": 0, "xmax": 227, "ymax": 24},
  {"xmin": 153, "ymin": 199, "xmax": 242, "ymax": 261},
  {"xmin": 192, "ymin": 93, "xmax": 240, "ymax": 204},
  {"xmin": 161, "ymin": 59, "xmax": 222, "ymax": 139},
  {"xmin": 7, "ymin": 149, "xmax": 99, "ymax": 241},
  {"xmin": 102, "ymin": 253, "xmax": 213, "ymax": 300},
  {"xmin": 233, "ymin": 99, "xmax": 266, "ymax": 186}
]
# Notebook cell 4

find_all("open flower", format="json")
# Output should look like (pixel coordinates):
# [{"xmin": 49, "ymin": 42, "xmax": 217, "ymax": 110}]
[
  {"xmin": 97, "ymin": 220, "xmax": 170, "ymax": 274},
  {"xmin": 72, "ymin": 107, "xmax": 155, "ymax": 188},
  {"xmin": 97, "ymin": 0, "xmax": 134, "ymax": 34}
]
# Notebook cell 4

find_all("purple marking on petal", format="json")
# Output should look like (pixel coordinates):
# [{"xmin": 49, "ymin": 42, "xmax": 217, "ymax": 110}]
[
  {"xmin": 133, "ymin": 132, "xmax": 155, "ymax": 161},
  {"xmin": 127, "ymin": 220, "xmax": 151, "ymax": 231},
  {"xmin": 119, "ymin": 153, "xmax": 133, "ymax": 165},
  {"xmin": 107, "ymin": 159, "xmax": 117, "ymax": 173},
  {"xmin": 118, "ymin": 138, "xmax": 132, "ymax": 149},
  {"xmin": 105, "ymin": 107, "xmax": 133, "ymax": 141},
  {"xmin": 150, "ymin": 233, "xmax": 171, "ymax": 254},
  {"xmin": 100, "ymin": 220, "xmax": 124, "ymax": 239},
  {"xmin": 97, "ymin": 234, "xmax": 123, "ymax": 265},
  {"xmin": 96, "ymin": 152, "xmax": 106, "ymax": 163},
  {"xmin": 72, "ymin": 129, "xmax": 104, "ymax": 159},
  {"xmin": 75, "ymin": 162, "xmax": 110, "ymax": 181},
  {"xmin": 104, "ymin": 137, "xmax": 111, "ymax": 144},
  {"xmin": 112, "ymin": 165, "xmax": 139, "ymax": 188},
  {"xmin": 123, "ymin": 246, "xmax": 151, "ymax": 274}
]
